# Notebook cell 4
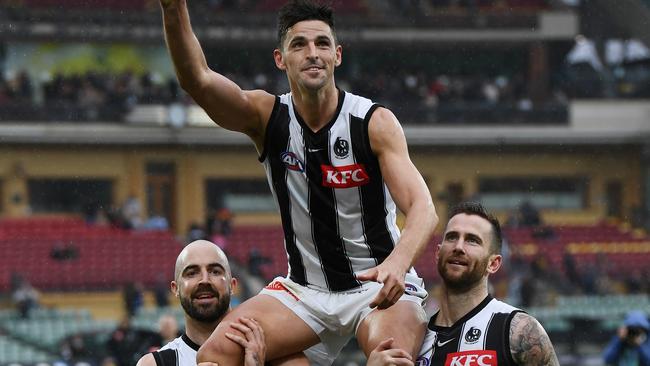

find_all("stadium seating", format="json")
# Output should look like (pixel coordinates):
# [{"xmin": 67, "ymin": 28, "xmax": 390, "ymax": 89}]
[
  {"xmin": 0, "ymin": 308, "xmax": 110, "ymax": 363},
  {"xmin": 0, "ymin": 217, "xmax": 181, "ymax": 291}
]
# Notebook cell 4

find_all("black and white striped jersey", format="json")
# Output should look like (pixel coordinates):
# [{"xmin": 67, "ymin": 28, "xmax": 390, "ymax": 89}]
[
  {"xmin": 151, "ymin": 334, "xmax": 199, "ymax": 366},
  {"xmin": 259, "ymin": 89, "xmax": 403, "ymax": 292},
  {"xmin": 416, "ymin": 296, "xmax": 523, "ymax": 366}
]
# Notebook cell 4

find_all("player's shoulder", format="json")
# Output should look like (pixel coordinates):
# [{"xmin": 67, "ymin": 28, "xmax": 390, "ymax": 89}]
[
  {"xmin": 488, "ymin": 297, "xmax": 522, "ymax": 313},
  {"xmin": 245, "ymin": 89, "xmax": 277, "ymax": 110},
  {"xmin": 509, "ymin": 312, "xmax": 559, "ymax": 365},
  {"xmin": 136, "ymin": 352, "xmax": 156, "ymax": 366}
]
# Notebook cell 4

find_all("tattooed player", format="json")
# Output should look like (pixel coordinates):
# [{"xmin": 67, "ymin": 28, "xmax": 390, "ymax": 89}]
[{"xmin": 369, "ymin": 202, "xmax": 559, "ymax": 366}]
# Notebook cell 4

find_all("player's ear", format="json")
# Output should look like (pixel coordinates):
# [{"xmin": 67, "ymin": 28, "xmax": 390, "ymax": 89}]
[
  {"xmin": 230, "ymin": 277, "xmax": 238, "ymax": 291},
  {"xmin": 171, "ymin": 281, "xmax": 179, "ymax": 297},
  {"xmin": 274, "ymin": 49, "xmax": 286, "ymax": 70},
  {"xmin": 335, "ymin": 44, "xmax": 342, "ymax": 67},
  {"xmin": 487, "ymin": 254, "xmax": 502, "ymax": 274}
]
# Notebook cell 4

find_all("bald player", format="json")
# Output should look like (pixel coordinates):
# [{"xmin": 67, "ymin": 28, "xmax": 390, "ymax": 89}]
[{"xmin": 136, "ymin": 240, "xmax": 267, "ymax": 366}]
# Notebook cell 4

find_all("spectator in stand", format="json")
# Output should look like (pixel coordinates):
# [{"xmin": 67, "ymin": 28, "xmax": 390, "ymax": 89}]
[
  {"xmin": 187, "ymin": 222, "xmax": 206, "ymax": 242},
  {"xmin": 121, "ymin": 195, "xmax": 143, "ymax": 229},
  {"xmin": 215, "ymin": 207, "xmax": 233, "ymax": 237},
  {"xmin": 12, "ymin": 278, "xmax": 40, "ymax": 319},
  {"xmin": 157, "ymin": 314, "xmax": 181, "ymax": 346},
  {"xmin": 604, "ymin": 310, "xmax": 650, "ymax": 366},
  {"xmin": 107, "ymin": 317, "xmax": 142, "ymax": 366},
  {"xmin": 123, "ymin": 282, "xmax": 144, "ymax": 317},
  {"xmin": 153, "ymin": 274, "xmax": 171, "ymax": 309},
  {"xmin": 247, "ymin": 248, "xmax": 271, "ymax": 278}
]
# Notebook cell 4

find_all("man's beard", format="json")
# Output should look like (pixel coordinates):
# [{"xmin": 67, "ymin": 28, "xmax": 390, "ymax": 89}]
[
  {"xmin": 180, "ymin": 285, "xmax": 230, "ymax": 323},
  {"xmin": 438, "ymin": 255, "xmax": 489, "ymax": 293}
]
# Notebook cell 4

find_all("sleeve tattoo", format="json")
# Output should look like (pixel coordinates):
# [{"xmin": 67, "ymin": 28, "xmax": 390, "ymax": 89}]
[{"xmin": 509, "ymin": 312, "xmax": 560, "ymax": 366}]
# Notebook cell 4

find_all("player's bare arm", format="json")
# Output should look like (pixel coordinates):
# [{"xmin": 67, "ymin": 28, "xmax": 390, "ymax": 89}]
[
  {"xmin": 159, "ymin": 0, "xmax": 275, "ymax": 148},
  {"xmin": 356, "ymin": 107, "xmax": 438, "ymax": 309},
  {"xmin": 510, "ymin": 312, "xmax": 560, "ymax": 366}
]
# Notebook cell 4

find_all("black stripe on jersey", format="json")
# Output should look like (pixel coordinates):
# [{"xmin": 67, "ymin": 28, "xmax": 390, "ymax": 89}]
[
  {"xmin": 258, "ymin": 96, "xmax": 281, "ymax": 163},
  {"xmin": 505, "ymin": 310, "xmax": 525, "ymax": 366},
  {"xmin": 350, "ymin": 104, "xmax": 394, "ymax": 264},
  {"xmin": 152, "ymin": 349, "xmax": 177, "ymax": 366},
  {"xmin": 303, "ymin": 127, "xmax": 359, "ymax": 291},
  {"xmin": 267, "ymin": 101, "xmax": 306, "ymax": 284},
  {"xmin": 485, "ymin": 310, "xmax": 522, "ymax": 366}
]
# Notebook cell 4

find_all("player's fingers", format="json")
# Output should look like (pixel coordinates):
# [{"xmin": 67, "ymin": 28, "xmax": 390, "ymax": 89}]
[
  {"xmin": 225, "ymin": 332, "xmax": 247, "ymax": 347},
  {"xmin": 229, "ymin": 322, "xmax": 254, "ymax": 339},
  {"xmin": 375, "ymin": 337, "xmax": 395, "ymax": 351},
  {"xmin": 197, "ymin": 363, "xmax": 220, "ymax": 366},
  {"xmin": 369, "ymin": 286, "xmax": 389, "ymax": 308},
  {"xmin": 356, "ymin": 268, "xmax": 378, "ymax": 282},
  {"xmin": 391, "ymin": 358, "xmax": 414, "ymax": 366},
  {"xmin": 385, "ymin": 349, "xmax": 412, "ymax": 360},
  {"xmin": 244, "ymin": 318, "xmax": 265, "ymax": 344}
]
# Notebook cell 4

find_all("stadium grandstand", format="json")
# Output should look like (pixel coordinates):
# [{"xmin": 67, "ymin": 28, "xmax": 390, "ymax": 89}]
[{"xmin": 0, "ymin": 0, "xmax": 649, "ymax": 365}]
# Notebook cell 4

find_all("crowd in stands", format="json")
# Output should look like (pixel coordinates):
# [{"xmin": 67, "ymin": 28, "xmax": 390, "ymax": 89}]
[
  {"xmin": 0, "ymin": 67, "xmax": 568, "ymax": 123},
  {"xmin": 5, "ymin": 0, "xmax": 557, "ymax": 12}
]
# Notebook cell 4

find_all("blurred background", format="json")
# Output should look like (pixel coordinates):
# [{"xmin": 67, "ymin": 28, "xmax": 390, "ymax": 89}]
[{"xmin": 0, "ymin": 0, "xmax": 649, "ymax": 365}]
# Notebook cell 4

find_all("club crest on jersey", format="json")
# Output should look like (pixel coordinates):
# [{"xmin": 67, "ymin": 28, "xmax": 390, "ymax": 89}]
[
  {"xmin": 321, "ymin": 164, "xmax": 369, "ymax": 188},
  {"xmin": 281, "ymin": 151, "xmax": 304, "ymax": 172},
  {"xmin": 464, "ymin": 327, "xmax": 481, "ymax": 344},
  {"xmin": 445, "ymin": 350, "xmax": 497, "ymax": 366},
  {"xmin": 415, "ymin": 356, "xmax": 430, "ymax": 366},
  {"xmin": 333, "ymin": 137, "xmax": 350, "ymax": 159}
]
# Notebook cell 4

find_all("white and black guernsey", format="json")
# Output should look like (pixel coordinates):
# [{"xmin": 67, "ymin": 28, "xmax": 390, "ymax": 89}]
[
  {"xmin": 416, "ymin": 296, "xmax": 524, "ymax": 366},
  {"xmin": 151, "ymin": 334, "xmax": 199, "ymax": 366},
  {"xmin": 259, "ymin": 89, "xmax": 404, "ymax": 292}
]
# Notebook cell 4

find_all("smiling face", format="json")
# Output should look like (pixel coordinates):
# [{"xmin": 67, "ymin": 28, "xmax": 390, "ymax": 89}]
[
  {"xmin": 172, "ymin": 240, "xmax": 236, "ymax": 323},
  {"xmin": 437, "ymin": 213, "xmax": 502, "ymax": 293},
  {"xmin": 274, "ymin": 20, "xmax": 342, "ymax": 93}
]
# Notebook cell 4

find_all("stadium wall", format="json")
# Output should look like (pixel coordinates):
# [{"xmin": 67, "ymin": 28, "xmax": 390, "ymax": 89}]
[{"xmin": 0, "ymin": 144, "xmax": 641, "ymax": 234}]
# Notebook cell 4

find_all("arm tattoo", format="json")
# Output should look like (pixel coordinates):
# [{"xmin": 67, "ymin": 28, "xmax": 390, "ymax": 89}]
[{"xmin": 510, "ymin": 312, "xmax": 560, "ymax": 366}]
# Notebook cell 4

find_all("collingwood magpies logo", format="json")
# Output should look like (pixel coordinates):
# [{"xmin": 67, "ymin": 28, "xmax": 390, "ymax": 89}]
[
  {"xmin": 334, "ymin": 137, "xmax": 349, "ymax": 159},
  {"xmin": 464, "ymin": 327, "xmax": 481, "ymax": 344}
]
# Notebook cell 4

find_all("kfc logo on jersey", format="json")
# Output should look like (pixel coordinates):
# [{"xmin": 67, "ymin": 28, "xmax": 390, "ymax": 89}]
[
  {"xmin": 321, "ymin": 164, "xmax": 369, "ymax": 188},
  {"xmin": 445, "ymin": 351, "xmax": 497, "ymax": 366},
  {"xmin": 281, "ymin": 151, "xmax": 304, "ymax": 172}
]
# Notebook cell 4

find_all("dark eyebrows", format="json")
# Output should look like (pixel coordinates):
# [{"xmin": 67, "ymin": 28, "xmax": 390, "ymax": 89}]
[
  {"xmin": 465, "ymin": 233, "xmax": 483, "ymax": 244},
  {"xmin": 443, "ymin": 231, "xmax": 458, "ymax": 240},
  {"xmin": 287, "ymin": 34, "xmax": 333, "ymax": 47},
  {"xmin": 181, "ymin": 263, "xmax": 225, "ymax": 276}
]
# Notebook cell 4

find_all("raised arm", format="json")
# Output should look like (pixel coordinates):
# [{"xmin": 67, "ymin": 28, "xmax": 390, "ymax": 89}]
[
  {"xmin": 356, "ymin": 107, "xmax": 438, "ymax": 309},
  {"xmin": 159, "ymin": 0, "xmax": 275, "ymax": 146},
  {"xmin": 510, "ymin": 312, "xmax": 560, "ymax": 366}
]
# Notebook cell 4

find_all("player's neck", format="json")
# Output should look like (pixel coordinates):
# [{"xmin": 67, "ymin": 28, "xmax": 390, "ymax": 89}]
[
  {"xmin": 436, "ymin": 282, "xmax": 489, "ymax": 327},
  {"xmin": 292, "ymin": 83, "xmax": 339, "ymax": 132},
  {"xmin": 184, "ymin": 316, "xmax": 220, "ymax": 346}
]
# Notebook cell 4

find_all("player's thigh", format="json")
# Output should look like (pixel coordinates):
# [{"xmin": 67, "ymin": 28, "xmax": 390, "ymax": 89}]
[
  {"xmin": 356, "ymin": 300, "xmax": 428, "ymax": 357},
  {"xmin": 206, "ymin": 293, "xmax": 320, "ymax": 360}
]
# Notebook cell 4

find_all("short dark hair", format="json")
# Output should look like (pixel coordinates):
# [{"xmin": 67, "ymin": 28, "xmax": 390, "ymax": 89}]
[
  {"xmin": 277, "ymin": 0, "xmax": 336, "ymax": 48},
  {"xmin": 449, "ymin": 202, "xmax": 502, "ymax": 254}
]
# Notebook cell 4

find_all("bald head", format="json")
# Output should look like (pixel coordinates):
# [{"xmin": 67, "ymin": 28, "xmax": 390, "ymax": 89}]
[{"xmin": 174, "ymin": 240, "xmax": 231, "ymax": 281}]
